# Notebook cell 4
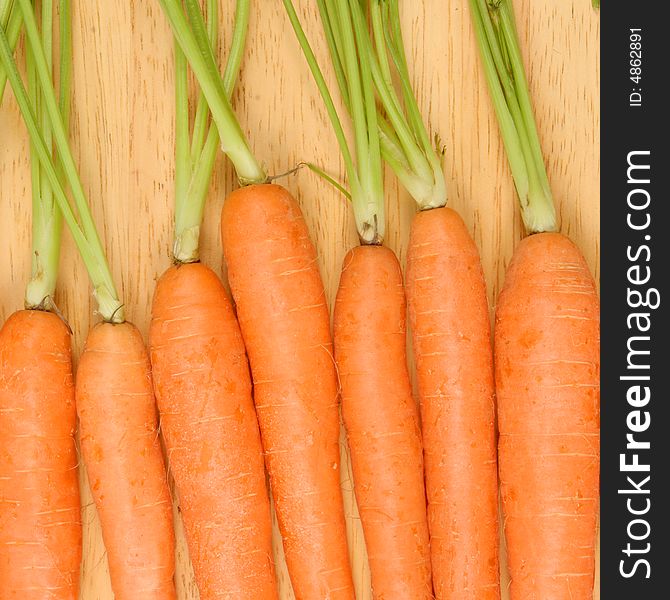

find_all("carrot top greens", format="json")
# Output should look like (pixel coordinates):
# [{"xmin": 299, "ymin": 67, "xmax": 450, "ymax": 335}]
[
  {"xmin": 0, "ymin": 0, "xmax": 124, "ymax": 322},
  {"xmin": 159, "ymin": 0, "xmax": 265, "ymax": 187},
  {"xmin": 24, "ymin": 0, "xmax": 71, "ymax": 311},
  {"xmin": 171, "ymin": 0, "xmax": 249, "ymax": 263},
  {"xmin": 469, "ymin": 0, "xmax": 557, "ymax": 234},
  {"xmin": 0, "ymin": 1, "xmax": 23, "ymax": 103},
  {"xmin": 367, "ymin": 0, "xmax": 446, "ymax": 210},
  {"xmin": 284, "ymin": 0, "xmax": 385, "ymax": 244}
]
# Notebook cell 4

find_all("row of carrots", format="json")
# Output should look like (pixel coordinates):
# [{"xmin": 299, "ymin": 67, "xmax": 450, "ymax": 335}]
[{"xmin": 0, "ymin": 1, "xmax": 599, "ymax": 599}]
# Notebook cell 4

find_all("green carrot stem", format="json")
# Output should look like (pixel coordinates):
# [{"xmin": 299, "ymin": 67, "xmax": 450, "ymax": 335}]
[
  {"xmin": 282, "ymin": 0, "xmax": 357, "ymax": 196},
  {"xmin": 25, "ymin": 0, "xmax": 65, "ymax": 310},
  {"xmin": 285, "ymin": 0, "xmax": 385, "ymax": 244},
  {"xmin": 173, "ymin": 0, "xmax": 249, "ymax": 263},
  {"xmin": 188, "ymin": 0, "xmax": 218, "ymax": 162},
  {"xmin": 158, "ymin": 0, "xmax": 265, "ymax": 186},
  {"xmin": 367, "ymin": 0, "xmax": 446, "ymax": 211},
  {"xmin": 1, "ymin": 0, "xmax": 124, "ymax": 322},
  {"xmin": 469, "ymin": 0, "xmax": 557, "ymax": 233},
  {"xmin": 0, "ymin": 1, "xmax": 22, "ymax": 103}
]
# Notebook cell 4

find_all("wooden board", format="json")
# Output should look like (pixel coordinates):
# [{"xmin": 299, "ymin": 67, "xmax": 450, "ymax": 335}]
[{"xmin": 0, "ymin": 1, "xmax": 600, "ymax": 598}]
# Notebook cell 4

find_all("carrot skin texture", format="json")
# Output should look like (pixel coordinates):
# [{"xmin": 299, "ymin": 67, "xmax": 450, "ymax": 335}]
[
  {"xmin": 406, "ymin": 208, "xmax": 500, "ymax": 600},
  {"xmin": 76, "ymin": 321, "xmax": 176, "ymax": 600},
  {"xmin": 221, "ymin": 184, "xmax": 354, "ymax": 600},
  {"xmin": 334, "ymin": 245, "xmax": 432, "ymax": 599},
  {"xmin": 149, "ymin": 263, "xmax": 277, "ymax": 599},
  {"xmin": 0, "ymin": 310, "xmax": 81, "ymax": 599},
  {"xmin": 495, "ymin": 232, "xmax": 600, "ymax": 599}
]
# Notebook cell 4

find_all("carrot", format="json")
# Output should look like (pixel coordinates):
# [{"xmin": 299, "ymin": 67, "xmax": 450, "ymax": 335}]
[
  {"xmin": 150, "ymin": 1, "xmax": 276, "ymax": 596},
  {"xmin": 406, "ymin": 208, "xmax": 499, "ymax": 599},
  {"xmin": 284, "ymin": 3, "xmax": 433, "ymax": 596},
  {"xmin": 334, "ymin": 245, "xmax": 432, "ymax": 598},
  {"xmin": 313, "ymin": 2, "xmax": 499, "ymax": 596},
  {"xmin": 0, "ymin": 310, "xmax": 81, "ymax": 598},
  {"xmin": 2, "ymin": 3, "xmax": 177, "ymax": 595},
  {"xmin": 222, "ymin": 184, "xmax": 353, "ymax": 599},
  {"xmin": 158, "ymin": 2, "xmax": 354, "ymax": 595},
  {"xmin": 77, "ymin": 322, "xmax": 175, "ymax": 599},
  {"xmin": 0, "ymin": 6, "xmax": 81, "ymax": 597},
  {"xmin": 495, "ymin": 233, "xmax": 599, "ymax": 598},
  {"xmin": 470, "ymin": 1, "xmax": 600, "ymax": 597},
  {"xmin": 150, "ymin": 264, "xmax": 276, "ymax": 599}
]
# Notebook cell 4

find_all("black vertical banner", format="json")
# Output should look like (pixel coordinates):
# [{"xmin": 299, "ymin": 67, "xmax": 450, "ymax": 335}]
[{"xmin": 600, "ymin": 4, "xmax": 669, "ymax": 596}]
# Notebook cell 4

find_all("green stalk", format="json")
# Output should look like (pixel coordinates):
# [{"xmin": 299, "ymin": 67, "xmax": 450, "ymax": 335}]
[
  {"xmin": 158, "ymin": 0, "xmax": 266, "ymax": 186},
  {"xmin": 367, "ymin": 0, "xmax": 446, "ymax": 210},
  {"xmin": 25, "ymin": 0, "xmax": 66, "ymax": 310},
  {"xmin": 0, "ymin": 1, "xmax": 23, "ymax": 103},
  {"xmin": 1, "ymin": 0, "xmax": 124, "ymax": 322},
  {"xmin": 285, "ymin": 0, "xmax": 385, "ymax": 244},
  {"xmin": 173, "ymin": 0, "xmax": 249, "ymax": 263},
  {"xmin": 469, "ymin": 0, "xmax": 557, "ymax": 233},
  {"xmin": 282, "ymin": 0, "xmax": 357, "ymax": 193}
]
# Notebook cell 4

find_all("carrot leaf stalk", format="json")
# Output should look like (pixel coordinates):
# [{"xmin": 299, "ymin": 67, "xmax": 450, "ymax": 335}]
[
  {"xmin": 283, "ymin": 0, "xmax": 385, "ymax": 244},
  {"xmin": 24, "ymin": 0, "xmax": 71, "ymax": 311},
  {"xmin": 0, "ymin": 0, "xmax": 124, "ymax": 322},
  {"xmin": 368, "ymin": 0, "xmax": 446, "ymax": 210},
  {"xmin": 469, "ymin": 0, "xmax": 557, "ymax": 234},
  {"xmin": 172, "ymin": 0, "xmax": 249, "ymax": 263},
  {"xmin": 158, "ymin": 0, "xmax": 265, "ymax": 187},
  {"xmin": 0, "ymin": 0, "xmax": 23, "ymax": 103}
]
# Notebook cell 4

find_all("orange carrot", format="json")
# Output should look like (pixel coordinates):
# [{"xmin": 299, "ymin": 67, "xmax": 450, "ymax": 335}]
[
  {"xmin": 469, "ymin": 3, "xmax": 600, "ymax": 597},
  {"xmin": 76, "ymin": 322, "xmax": 176, "ymax": 599},
  {"xmin": 221, "ymin": 184, "xmax": 354, "ymax": 600},
  {"xmin": 334, "ymin": 244, "xmax": 432, "ymax": 598},
  {"xmin": 406, "ymin": 208, "xmax": 500, "ymax": 599},
  {"xmin": 0, "ymin": 310, "xmax": 81, "ymax": 598},
  {"xmin": 149, "ymin": 263, "xmax": 277, "ymax": 599},
  {"xmin": 495, "ymin": 233, "xmax": 599, "ymax": 598}
]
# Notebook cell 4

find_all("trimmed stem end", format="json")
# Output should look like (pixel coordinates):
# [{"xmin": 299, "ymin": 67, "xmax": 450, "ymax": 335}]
[{"xmin": 173, "ymin": 225, "xmax": 201, "ymax": 263}]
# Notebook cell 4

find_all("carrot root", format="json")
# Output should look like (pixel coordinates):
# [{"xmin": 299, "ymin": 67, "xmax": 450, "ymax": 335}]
[
  {"xmin": 0, "ymin": 310, "xmax": 81, "ymax": 599},
  {"xmin": 334, "ymin": 244, "xmax": 432, "ymax": 599},
  {"xmin": 150, "ymin": 263, "xmax": 277, "ymax": 599},
  {"xmin": 76, "ymin": 321, "xmax": 176, "ymax": 600},
  {"xmin": 495, "ymin": 232, "xmax": 599, "ymax": 599},
  {"xmin": 221, "ymin": 183, "xmax": 354, "ymax": 600},
  {"xmin": 406, "ymin": 208, "xmax": 500, "ymax": 600}
]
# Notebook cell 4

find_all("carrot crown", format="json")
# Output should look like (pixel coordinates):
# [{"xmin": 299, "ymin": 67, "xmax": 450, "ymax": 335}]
[
  {"xmin": 158, "ymin": 0, "xmax": 266, "ymax": 187},
  {"xmin": 367, "ymin": 0, "xmax": 447, "ymax": 211},
  {"xmin": 284, "ymin": 0, "xmax": 385, "ymax": 245},
  {"xmin": 171, "ymin": 0, "xmax": 249, "ymax": 263},
  {"xmin": 1, "ymin": 0, "xmax": 124, "ymax": 322},
  {"xmin": 469, "ymin": 0, "xmax": 557, "ymax": 234}
]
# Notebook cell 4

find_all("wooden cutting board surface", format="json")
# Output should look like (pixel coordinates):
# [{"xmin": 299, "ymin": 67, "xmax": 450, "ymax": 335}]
[{"xmin": 0, "ymin": 1, "xmax": 600, "ymax": 598}]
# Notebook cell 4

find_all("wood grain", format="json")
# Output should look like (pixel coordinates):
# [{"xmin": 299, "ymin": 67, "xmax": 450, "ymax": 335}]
[{"xmin": 0, "ymin": 0, "xmax": 600, "ymax": 598}]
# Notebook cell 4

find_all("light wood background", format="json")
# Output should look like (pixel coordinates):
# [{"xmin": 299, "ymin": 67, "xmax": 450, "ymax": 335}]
[{"xmin": 0, "ymin": 0, "xmax": 600, "ymax": 598}]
